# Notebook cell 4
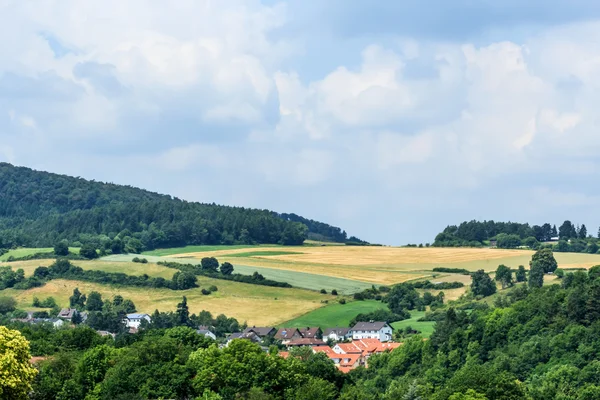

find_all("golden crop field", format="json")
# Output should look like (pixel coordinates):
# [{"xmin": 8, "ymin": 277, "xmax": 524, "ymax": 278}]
[
  {"xmin": 170, "ymin": 246, "xmax": 600, "ymax": 285},
  {"xmin": 2, "ymin": 275, "xmax": 331, "ymax": 326}
]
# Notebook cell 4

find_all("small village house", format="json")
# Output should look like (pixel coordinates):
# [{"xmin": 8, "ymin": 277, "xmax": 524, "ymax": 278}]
[
  {"xmin": 124, "ymin": 313, "xmax": 151, "ymax": 329},
  {"xmin": 323, "ymin": 327, "xmax": 351, "ymax": 342},
  {"xmin": 351, "ymin": 321, "xmax": 393, "ymax": 342}
]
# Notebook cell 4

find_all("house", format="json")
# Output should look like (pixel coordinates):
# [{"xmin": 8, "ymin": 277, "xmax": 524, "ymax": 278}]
[
  {"xmin": 242, "ymin": 326, "xmax": 276, "ymax": 340},
  {"xmin": 227, "ymin": 331, "xmax": 262, "ymax": 345},
  {"xmin": 351, "ymin": 321, "xmax": 393, "ymax": 342},
  {"xmin": 57, "ymin": 308, "xmax": 77, "ymax": 320},
  {"xmin": 274, "ymin": 328, "xmax": 303, "ymax": 344},
  {"xmin": 323, "ymin": 327, "xmax": 351, "ymax": 342},
  {"xmin": 32, "ymin": 318, "xmax": 64, "ymax": 328},
  {"xmin": 197, "ymin": 328, "xmax": 217, "ymax": 341},
  {"xmin": 333, "ymin": 342, "xmax": 363, "ymax": 355},
  {"xmin": 298, "ymin": 327, "xmax": 322, "ymax": 339},
  {"xmin": 124, "ymin": 313, "xmax": 151, "ymax": 329},
  {"xmin": 286, "ymin": 338, "xmax": 326, "ymax": 347}
]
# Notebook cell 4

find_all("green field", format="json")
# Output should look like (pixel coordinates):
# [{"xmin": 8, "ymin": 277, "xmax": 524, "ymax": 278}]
[
  {"xmin": 280, "ymin": 300, "xmax": 387, "ymax": 328},
  {"xmin": 142, "ymin": 245, "xmax": 273, "ymax": 257},
  {"xmin": 0, "ymin": 247, "xmax": 80, "ymax": 261},
  {"xmin": 391, "ymin": 311, "xmax": 436, "ymax": 338}
]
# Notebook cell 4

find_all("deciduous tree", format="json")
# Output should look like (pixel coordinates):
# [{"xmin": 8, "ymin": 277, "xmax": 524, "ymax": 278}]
[{"xmin": 0, "ymin": 326, "xmax": 38, "ymax": 400}]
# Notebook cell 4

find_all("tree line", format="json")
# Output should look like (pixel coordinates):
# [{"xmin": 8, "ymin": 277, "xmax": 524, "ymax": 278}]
[
  {"xmin": 0, "ymin": 163, "xmax": 354, "ymax": 251},
  {"xmin": 434, "ymin": 219, "xmax": 600, "ymax": 254}
]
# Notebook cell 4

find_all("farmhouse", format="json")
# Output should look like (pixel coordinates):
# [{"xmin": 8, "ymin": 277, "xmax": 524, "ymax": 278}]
[
  {"xmin": 323, "ymin": 327, "xmax": 351, "ymax": 342},
  {"xmin": 351, "ymin": 321, "xmax": 393, "ymax": 342},
  {"xmin": 124, "ymin": 313, "xmax": 151, "ymax": 329}
]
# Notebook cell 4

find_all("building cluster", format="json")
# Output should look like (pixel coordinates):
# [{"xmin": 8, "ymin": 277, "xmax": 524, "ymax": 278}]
[
  {"xmin": 228, "ymin": 321, "xmax": 399, "ymax": 373},
  {"xmin": 14, "ymin": 309, "xmax": 401, "ymax": 372}
]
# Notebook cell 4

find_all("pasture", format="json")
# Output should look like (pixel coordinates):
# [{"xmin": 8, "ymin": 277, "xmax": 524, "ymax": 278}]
[
  {"xmin": 280, "ymin": 300, "xmax": 387, "ymax": 329},
  {"xmin": 391, "ymin": 311, "xmax": 436, "ymax": 338}
]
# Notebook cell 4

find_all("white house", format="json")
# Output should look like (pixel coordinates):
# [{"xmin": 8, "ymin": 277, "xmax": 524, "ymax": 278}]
[
  {"xmin": 350, "ymin": 321, "xmax": 393, "ymax": 342},
  {"xmin": 124, "ymin": 313, "xmax": 151, "ymax": 329},
  {"xmin": 197, "ymin": 328, "xmax": 217, "ymax": 341},
  {"xmin": 323, "ymin": 327, "xmax": 351, "ymax": 342}
]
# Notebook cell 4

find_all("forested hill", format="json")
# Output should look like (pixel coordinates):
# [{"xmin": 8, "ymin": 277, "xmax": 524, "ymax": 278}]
[{"xmin": 0, "ymin": 163, "xmax": 354, "ymax": 249}]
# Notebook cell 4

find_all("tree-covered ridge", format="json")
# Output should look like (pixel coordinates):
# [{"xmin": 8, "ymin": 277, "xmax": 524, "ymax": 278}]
[
  {"xmin": 434, "ymin": 219, "xmax": 599, "ymax": 253},
  {"xmin": 278, "ymin": 213, "xmax": 367, "ymax": 244},
  {"xmin": 0, "ymin": 163, "xmax": 351, "ymax": 249}
]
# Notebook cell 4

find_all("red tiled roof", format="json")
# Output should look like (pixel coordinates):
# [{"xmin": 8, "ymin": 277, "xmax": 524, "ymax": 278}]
[
  {"xmin": 335, "ymin": 343, "xmax": 362, "ymax": 354},
  {"xmin": 313, "ymin": 346, "xmax": 336, "ymax": 355}
]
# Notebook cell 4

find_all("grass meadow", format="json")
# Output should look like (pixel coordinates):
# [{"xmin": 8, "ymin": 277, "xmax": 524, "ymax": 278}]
[
  {"xmin": 280, "ymin": 300, "xmax": 387, "ymax": 328},
  {"xmin": 391, "ymin": 311, "xmax": 436, "ymax": 338}
]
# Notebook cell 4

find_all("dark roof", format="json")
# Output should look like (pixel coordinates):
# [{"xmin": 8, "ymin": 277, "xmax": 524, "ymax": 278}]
[
  {"xmin": 198, "ymin": 325, "xmax": 214, "ymax": 332},
  {"xmin": 57, "ymin": 308, "xmax": 76, "ymax": 319},
  {"xmin": 298, "ymin": 327, "xmax": 321, "ymax": 338},
  {"xmin": 230, "ymin": 332, "xmax": 262, "ymax": 342},
  {"xmin": 286, "ymin": 338, "xmax": 326, "ymax": 346},
  {"xmin": 243, "ymin": 326, "xmax": 276, "ymax": 337},
  {"xmin": 323, "ymin": 327, "xmax": 351, "ymax": 336},
  {"xmin": 275, "ymin": 328, "xmax": 301, "ymax": 340},
  {"xmin": 351, "ymin": 322, "xmax": 389, "ymax": 331},
  {"xmin": 197, "ymin": 329, "xmax": 214, "ymax": 336}
]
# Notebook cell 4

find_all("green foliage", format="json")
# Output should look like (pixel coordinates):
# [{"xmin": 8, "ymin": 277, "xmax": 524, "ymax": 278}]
[
  {"xmin": 54, "ymin": 240, "xmax": 69, "ymax": 256},
  {"xmin": 528, "ymin": 261, "xmax": 545, "ymax": 289},
  {"xmin": 79, "ymin": 243, "xmax": 98, "ymax": 259},
  {"xmin": 0, "ymin": 326, "xmax": 38, "ymax": 399},
  {"xmin": 201, "ymin": 257, "xmax": 219, "ymax": 272},
  {"xmin": 219, "ymin": 262, "xmax": 234, "ymax": 275},
  {"xmin": 515, "ymin": 265, "xmax": 527, "ymax": 283},
  {"xmin": 494, "ymin": 265, "xmax": 513, "ymax": 289},
  {"xmin": 349, "ymin": 308, "xmax": 409, "ymax": 327},
  {"xmin": 470, "ymin": 270, "xmax": 497, "ymax": 297},
  {"xmin": 85, "ymin": 291, "xmax": 104, "ymax": 311},
  {"xmin": 531, "ymin": 248, "xmax": 558, "ymax": 273},
  {"xmin": 495, "ymin": 233, "xmax": 522, "ymax": 249},
  {"xmin": 0, "ymin": 296, "xmax": 17, "ymax": 314}
]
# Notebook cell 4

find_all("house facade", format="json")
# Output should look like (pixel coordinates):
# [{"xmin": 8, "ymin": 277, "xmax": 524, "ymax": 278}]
[
  {"xmin": 323, "ymin": 327, "xmax": 351, "ymax": 342},
  {"xmin": 124, "ymin": 313, "xmax": 151, "ymax": 329},
  {"xmin": 350, "ymin": 321, "xmax": 393, "ymax": 342}
]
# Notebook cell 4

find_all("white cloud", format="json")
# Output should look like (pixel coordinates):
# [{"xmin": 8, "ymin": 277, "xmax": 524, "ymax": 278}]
[{"xmin": 3, "ymin": 1, "xmax": 600, "ymax": 243}]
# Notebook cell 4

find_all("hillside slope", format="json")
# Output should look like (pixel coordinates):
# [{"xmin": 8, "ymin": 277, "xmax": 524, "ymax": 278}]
[{"xmin": 0, "ymin": 163, "xmax": 352, "ymax": 249}]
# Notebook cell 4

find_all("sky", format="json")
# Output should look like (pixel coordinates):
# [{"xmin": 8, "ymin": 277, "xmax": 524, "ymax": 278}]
[{"xmin": 2, "ymin": 1, "xmax": 600, "ymax": 245}]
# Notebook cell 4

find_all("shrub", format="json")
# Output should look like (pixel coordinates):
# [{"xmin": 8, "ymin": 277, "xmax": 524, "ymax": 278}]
[
  {"xmin": 339, "ymin": 299, "xmax": 346, "ymax": 305},
  {"xmin": 331, "ymin": 289, "xmax": 338, "ymax": 296},
  {"xmin": 0, "ymin": 296, "xmax": 17, "ymax": 314},
  {"xmin": 201, "ymin": 288, "xmax": 211, "ymax": 295},
  {"xmin": 209, "ymin": 285, "xmax": 218, "ymax": 292},
  {"xmin": 320, "ymin": 289, "xmax": 327, "ymax": 294}
]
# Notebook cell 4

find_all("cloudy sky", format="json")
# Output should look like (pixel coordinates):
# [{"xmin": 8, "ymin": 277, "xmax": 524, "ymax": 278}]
[{"xmin": 2, "ymin": 1, "xmax": 600, "ymax": 245}]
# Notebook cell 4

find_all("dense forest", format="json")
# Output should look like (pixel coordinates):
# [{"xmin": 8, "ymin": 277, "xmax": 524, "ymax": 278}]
[
  {"xmin": 434, "ymin": 220, "xmax": 600, "ymax": 254},
  {"xmin": 0, "ymin": 163, "xmax": 357, "ymax": 250},
  {"xmin": 6, "ymin": 263, "xmax": 600, "ymax": 398}
]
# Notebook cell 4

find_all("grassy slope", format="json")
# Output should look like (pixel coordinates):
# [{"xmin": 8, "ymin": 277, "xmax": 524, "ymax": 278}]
[
  {"xmin": 391, "ymin": 311, "xmax": 436, "ymax": 338},
  {"xmin": 1, "ymin": 260, "xmax": 333, "ymax": 326},
  {"xmin": 0, "ymin": 248, "xmax": 80, "ymax": 261},
  {"xmin": 280, "ymin": 300, "xmax": 387, "ymax": 329}
]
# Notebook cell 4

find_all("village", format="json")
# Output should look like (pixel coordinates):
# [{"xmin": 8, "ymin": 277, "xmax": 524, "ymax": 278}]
[{"xmin": 14, "ymin": 308, "xmax": 402, "ymax": 373}]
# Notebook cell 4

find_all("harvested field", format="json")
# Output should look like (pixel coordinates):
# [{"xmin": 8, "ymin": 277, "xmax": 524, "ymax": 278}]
[{"xmin": 3, "ymin": 277, "xmax": 332, "ymax": 326}]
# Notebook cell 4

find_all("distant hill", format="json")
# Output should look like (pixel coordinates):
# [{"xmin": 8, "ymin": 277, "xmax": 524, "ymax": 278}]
[{"xmin": 0, "ymin": 163, "xmax": 359, "ymax": 250}]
